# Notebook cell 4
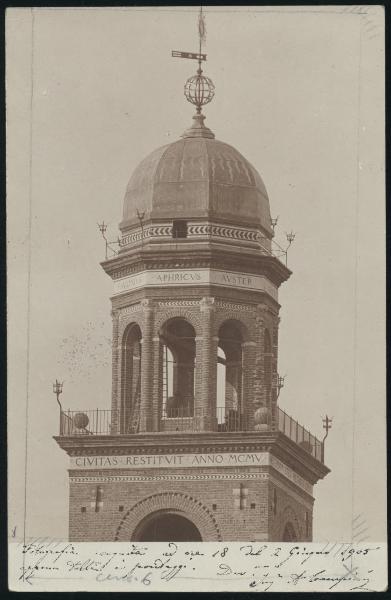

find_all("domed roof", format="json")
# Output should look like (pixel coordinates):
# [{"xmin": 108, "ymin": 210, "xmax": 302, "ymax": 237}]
[{"xmin": 121, "ymin": 125, "xmax": 272, "ymax": 235}]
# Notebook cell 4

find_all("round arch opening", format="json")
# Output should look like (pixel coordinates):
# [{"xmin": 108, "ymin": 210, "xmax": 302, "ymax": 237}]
[
  {"xmin": 159, "ymin": 317, "xmax": 196, "ymax": 420},
  {"xmin": 133, "ymin": 511, "xmax": 202, "ymax": 542},
  {"xmin": 121, "ymin": 323, "xmax": 142, "ymax": 434},
  {"xmin": 216, "ymin": 319, "xmax": 246, "ymax": 431}
]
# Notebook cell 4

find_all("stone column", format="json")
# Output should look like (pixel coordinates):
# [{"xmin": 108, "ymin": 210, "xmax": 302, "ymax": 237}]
[
  {"xmin": 271, "ymin": 315, "xmax": 280, "ymax": 431},
  {"xmin": 252, "ymin": 304, "xmax": 269, "ymax": 431},
  {"xmin": 139, "ymin": 299, "xmax": 154, "ymax": 432},
  {"xmin": 151, "ymin": 336, "xmax": 162, "ymax": 432},
  {"xmin": 194, "ymin": 335, "xmax": 203, "ymax": 429},
  {"xmin": 242, "ymin": 341, "xmax": 257, "ymax": 430},
  {"xmin": 197, "ymin": 297, "xmax": 217, "ymax": 431},
  {"xmin": 110, "ymin": 309, "xmax": 120, "ymax": 434}
]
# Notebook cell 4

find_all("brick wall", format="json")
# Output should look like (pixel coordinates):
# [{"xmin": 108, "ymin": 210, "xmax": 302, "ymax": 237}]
[
  {"xmin": 68, "ymin": 463, "xmax": 313, "ymax": 542},
  {"xmin": 69, "ymin": 467, "xmax": 271, "ymax": 542},
  {"xmin": 267, "ymin": 472, "xmax": 314, "ymax": 541}
]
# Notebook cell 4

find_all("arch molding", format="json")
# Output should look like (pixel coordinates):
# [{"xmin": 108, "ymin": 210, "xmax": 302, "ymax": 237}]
[{"xmin": 115, "ymin": 491, "xmax": 222, "ymax": 541}]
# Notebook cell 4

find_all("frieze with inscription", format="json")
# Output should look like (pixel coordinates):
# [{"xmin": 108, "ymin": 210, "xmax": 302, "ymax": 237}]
[
  {"xmin": 69, "ymin": 451, "xmax": 312, "ymax": 494},
  {"xmin": 113, "ymin": 268, "xmax": 278, "ymax": 300}
]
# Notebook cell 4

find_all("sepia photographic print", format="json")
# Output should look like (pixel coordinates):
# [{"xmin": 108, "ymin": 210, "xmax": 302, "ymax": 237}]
[{"xmin": 7, "ymin": 5, "xmax": 386, "ymax": 592}]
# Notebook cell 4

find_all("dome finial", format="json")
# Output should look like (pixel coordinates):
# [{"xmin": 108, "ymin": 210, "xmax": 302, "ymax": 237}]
[
  {"xmin": 181, "ymin": 111, "xmax": 215, "ymax": 139},
  {"xmin": 171, "ymin": 6, "xmax": 215, "ymax": 138}
]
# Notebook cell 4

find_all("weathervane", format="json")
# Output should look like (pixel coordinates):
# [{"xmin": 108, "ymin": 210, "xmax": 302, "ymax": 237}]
[{"xmin": 172, "ymin": 7, "xmax": 215, "ymax": 120}]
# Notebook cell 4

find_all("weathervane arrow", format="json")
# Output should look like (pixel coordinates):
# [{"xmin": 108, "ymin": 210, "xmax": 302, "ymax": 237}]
[
  {"xmin": 198, "ymin": 5, "xmax": 206, "ymax": 43},
  {"xmin": 171, "ymin": 6, "xmax": 207, "ymax": 65},
  {"xmin": 171, "ymin": 50, "xmax": 206, "ymax": 61}
]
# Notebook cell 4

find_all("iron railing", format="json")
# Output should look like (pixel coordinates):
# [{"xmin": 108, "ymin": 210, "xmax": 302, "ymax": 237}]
[
  {"xmin": 159, "ymin": 407, "xmax": 248, "ymax": 432},
  {"xmin": 59, "ymin": 407, "xmax": 248, "ymax": 435},
  {"xmin": 59, "ymin": 406, "xmax": 324, "ymax": 462},
  {"xmin": 277, "ymin": 407, "xmax": 323, "ymax": 462},
  {"xmin": 59, "ymin": 409, "xmax": 119, "ymax": 436}
]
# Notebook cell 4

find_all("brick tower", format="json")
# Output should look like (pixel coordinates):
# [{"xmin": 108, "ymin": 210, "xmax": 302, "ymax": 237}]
[{"xmin": 54, "ymin": 27, "xmax": 329, "ymax": 542}]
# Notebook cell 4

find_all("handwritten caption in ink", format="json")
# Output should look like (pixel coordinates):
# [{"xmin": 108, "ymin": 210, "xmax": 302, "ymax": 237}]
[{"xmin": 9, "ymin": 540, "xmax": 386, "ymax": 592}]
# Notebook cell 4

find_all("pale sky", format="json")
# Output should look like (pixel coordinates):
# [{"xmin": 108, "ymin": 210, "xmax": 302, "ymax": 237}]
[{"xmin": 7, "ymin": 6, "xmax": 385, "ymax": 543}]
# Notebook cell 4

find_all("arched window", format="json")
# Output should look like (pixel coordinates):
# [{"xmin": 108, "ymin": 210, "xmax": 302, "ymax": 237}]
[
  {"xmin": 121, "ymin": 324, "xmax": 142, "ymax": 433},
  {"xmin": 160, "ymin": 318, "xmax": 196, "ymax": 419},
  {"xmin": 217, "ymin": 320, "xmax": 244, "ymax": 431},
  {"xmin": 217, "ymin": 347, "xmax": 226, "ymax": 419},
  {"xmin": 163, "ymin": 346, "xmax": 175, "ymax": 400}
]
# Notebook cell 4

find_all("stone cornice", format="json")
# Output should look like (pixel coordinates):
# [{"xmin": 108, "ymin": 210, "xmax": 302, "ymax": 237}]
[
  {"xmin": 101, "ymin": 250, "xmax": 291, "ymax": 288},
  {"xmin": 53, "ymin": 431, "xmax": 329, "ymax": 485},
  {"xmin": 110, "ymin": 288, "xmax": 280, "ymax": 314}
]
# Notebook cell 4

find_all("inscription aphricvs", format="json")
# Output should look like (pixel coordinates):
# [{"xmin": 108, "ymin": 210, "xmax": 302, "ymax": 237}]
[{"xmin": 154, "ymin": 272, "xmax": 202, "ymax": 283}]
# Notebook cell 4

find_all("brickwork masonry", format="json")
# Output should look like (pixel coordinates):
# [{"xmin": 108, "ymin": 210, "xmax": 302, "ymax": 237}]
[{"xmin": 68, "ymin": 463, "xmax": 312, "ymax": 542}]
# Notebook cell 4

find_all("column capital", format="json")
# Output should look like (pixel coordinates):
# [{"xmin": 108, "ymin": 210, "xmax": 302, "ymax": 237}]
[
  {"xmin": 256, "ymin": 302, "xmax": 268, "ymax": 313},
  {"xmin": 200, "ymin": 296, "xmax": 215, "ymax": 311},
  {"xmin": 141, "ymin": 298, "xmax": 154, "ymax": 310}
]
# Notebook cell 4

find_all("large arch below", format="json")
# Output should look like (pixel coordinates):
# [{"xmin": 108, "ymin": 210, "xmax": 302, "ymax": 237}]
[
  {"xmin": 115, "ymin": 492, "xmax": 222, "ymax": 541},
  {"xmin": 133, "ymin": 511, "xmax": 202, "ymax": 542}
]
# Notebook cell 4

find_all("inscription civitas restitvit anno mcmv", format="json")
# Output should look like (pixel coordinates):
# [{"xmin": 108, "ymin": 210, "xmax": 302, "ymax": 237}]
[
  {"xmin": 69, "ymin": 452, "xmax": 313, "ymax": 494},
  {"xmin": 72, "ymin": 452, "xmax": 269, "ymax": 468}
]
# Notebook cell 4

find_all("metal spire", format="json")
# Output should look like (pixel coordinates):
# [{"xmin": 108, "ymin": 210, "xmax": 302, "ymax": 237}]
[
  {"xmin": 172, "ymin": 7, "xmax": 215, "ymax": 138},
  {"xmin": 198, "ymin": 5, "xmax": 206, "ymax": 69}
]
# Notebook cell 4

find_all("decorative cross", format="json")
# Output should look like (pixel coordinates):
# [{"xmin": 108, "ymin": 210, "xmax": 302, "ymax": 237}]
[
  {"xmin": 52, "ymin": 379, "xmax": 63, "ymax": 412},
  {"xmin": 322, "ymin": 414, "xmax": 333, "ymax": 438},
  {"xmin": 321, "ymin": 415, "xmax": 333, "ymax": 462}
]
